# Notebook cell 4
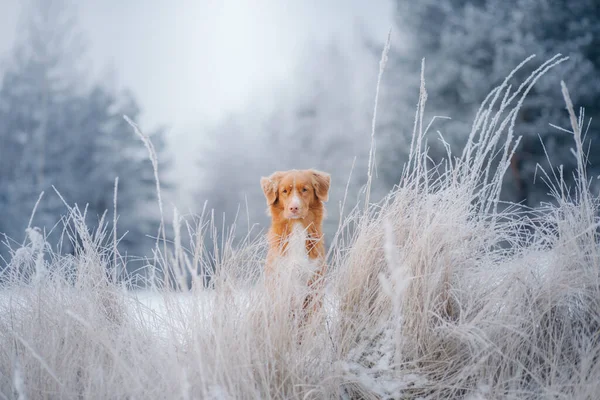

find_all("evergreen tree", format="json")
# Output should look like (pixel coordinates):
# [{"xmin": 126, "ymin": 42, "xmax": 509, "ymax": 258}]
[
  {"xmin": 0, "ymin": 0, "xmax": 170, "ymax": 268},
  {"xmin": 379, "ymin": 0, "xmax": 600, "ymax": 206}
]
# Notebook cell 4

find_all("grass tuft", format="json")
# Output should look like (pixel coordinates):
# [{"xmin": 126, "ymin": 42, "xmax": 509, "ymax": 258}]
[{"xmin": 1, "ymin": 56, "xmax": 599, "ymax": 399}]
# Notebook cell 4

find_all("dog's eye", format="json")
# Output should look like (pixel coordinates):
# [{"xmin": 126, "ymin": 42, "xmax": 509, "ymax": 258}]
[
  {"xmin": 282, "ymin": 189, "xmax": 288, "ymax": 194},
  {"xmin": 302, "ymin": 188, "xmax": 308, "ymax": 192}
]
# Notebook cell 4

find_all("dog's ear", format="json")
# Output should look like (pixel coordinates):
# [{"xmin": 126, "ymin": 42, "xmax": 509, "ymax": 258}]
[
  {"xmin": 260, "ymin": 172, "xmax": 283, "ymax": 205},
  {"xmin": 310, "ymin": 170, "xmax": 330, "ymax": 202}
]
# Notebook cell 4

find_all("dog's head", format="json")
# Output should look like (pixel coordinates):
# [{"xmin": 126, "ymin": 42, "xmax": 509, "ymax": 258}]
[{"xmin": 260, "ymin": 169, "xmax": 330, "ymax": 219}]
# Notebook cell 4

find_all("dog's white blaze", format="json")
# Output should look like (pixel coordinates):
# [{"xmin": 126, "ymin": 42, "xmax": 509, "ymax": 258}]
[{"xmin": 289, "ymin": 192, "xmax": 301, "ymax": 210}]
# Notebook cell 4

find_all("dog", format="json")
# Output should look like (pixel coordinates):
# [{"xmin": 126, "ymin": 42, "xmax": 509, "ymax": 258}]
[{"xmin": 260, "ymin": 169, "xmax": 330, "ymax": 320}]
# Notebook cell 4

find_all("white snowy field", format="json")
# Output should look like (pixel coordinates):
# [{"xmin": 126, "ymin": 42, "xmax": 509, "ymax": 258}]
[{"xmin": 1, "ymin": 59, "xmax": 600, "ymax": 399}]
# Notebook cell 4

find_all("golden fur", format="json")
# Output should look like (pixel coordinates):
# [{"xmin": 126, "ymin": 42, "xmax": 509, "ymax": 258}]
[{"xmin": 260, "ymin": 169, "xmax": 330, "ymax": 316}]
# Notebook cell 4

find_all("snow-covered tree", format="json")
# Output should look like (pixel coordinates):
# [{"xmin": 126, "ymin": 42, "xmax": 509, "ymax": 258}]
[
  {"xmin": 378, "ymin": 0, "xmax": 600, "ymax": 206},
  {"xmin": 0, "ymin": 0, "xmax": 170, "ymax": 267}
]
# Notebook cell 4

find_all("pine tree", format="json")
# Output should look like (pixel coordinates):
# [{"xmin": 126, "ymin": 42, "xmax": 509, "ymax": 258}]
[
  {"xmin": 0, "ymin": 0, "xmax": 170, "ymax": 269},
  {"xmin": 379, "ymin": 0, "xmax": 600, "ymax": 205}
]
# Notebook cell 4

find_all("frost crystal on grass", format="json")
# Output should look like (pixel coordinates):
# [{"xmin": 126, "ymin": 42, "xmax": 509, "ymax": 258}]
[{"xmin": 1, "ymin": 55, "xmax": 599, "ymax": 399}]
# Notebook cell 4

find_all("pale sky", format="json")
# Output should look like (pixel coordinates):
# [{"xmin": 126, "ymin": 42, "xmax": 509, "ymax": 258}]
[{"xmin": 0, "ymin": 0, "xmax": 394, "ymax": 210}]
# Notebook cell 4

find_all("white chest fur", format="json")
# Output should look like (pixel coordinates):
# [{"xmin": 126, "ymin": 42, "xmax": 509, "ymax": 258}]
[
  {"xmin": 280, "ymin": 223, "xmax": 319, "ymax": 284},
  {"xmin": 287, "ymin": 223, "xmax": 309, "ymax": 261}
]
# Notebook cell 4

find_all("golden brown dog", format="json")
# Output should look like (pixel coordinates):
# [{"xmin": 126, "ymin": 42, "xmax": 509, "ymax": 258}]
[{"xmin": 260, "ymin": 169, "xmax": 330, "ymax": 318}]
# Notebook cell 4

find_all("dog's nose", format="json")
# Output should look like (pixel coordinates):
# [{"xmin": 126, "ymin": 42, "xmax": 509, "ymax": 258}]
[{"xmin": 289, "ymin": 205, "xmax": 299, "ymax": 213}]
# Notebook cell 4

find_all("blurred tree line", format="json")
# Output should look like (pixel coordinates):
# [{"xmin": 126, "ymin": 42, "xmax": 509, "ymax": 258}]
[
  {"xmin": 1, "ymin": 0, "xmax": 599, "ymax": 279},
  {"xmin": 379, "ymin": 0, "xmax": 600, "ymax": 207},
  {"xmin": 200, "ymin": 0, "xmax": 600, "ymax": 243},
  {"xmin": 0, "ymin": 0, "xmax": 169, "ymax": 273}
]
